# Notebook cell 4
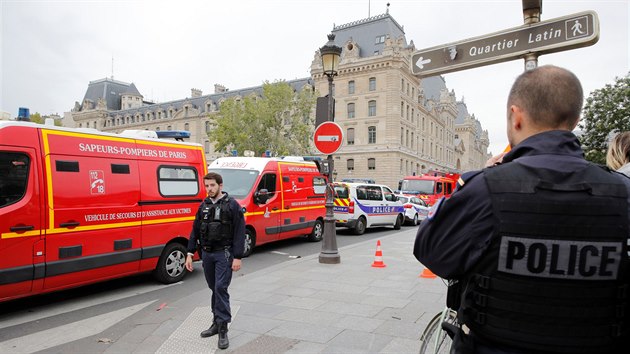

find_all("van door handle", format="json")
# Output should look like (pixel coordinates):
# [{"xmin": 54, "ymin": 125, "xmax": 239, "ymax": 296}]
[
  {"xmin": 10, "ymin": 225, "xmax": 35, "ymax": 232},
  {"xmin": 60, "ymin": 221, "xmax": 80, "ymax": 228},
  {"xmin": 284, "ymin": 206, "xmax": 290, "ymax": 210},
  {"xmin": 272, "ymin": 207, "xmax": 279, "ymax": 211}
]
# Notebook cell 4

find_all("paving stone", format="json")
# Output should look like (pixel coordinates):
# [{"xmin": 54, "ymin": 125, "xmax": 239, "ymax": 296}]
[
  {"xmin": 322, "ymin": 329, "xmax": 393, "ymax": 353},
  {"xmin": 267, "ymin": 322, "xmax": 343, "ymax": 343},
  {"xmin": 229, "ymin": 314, "xmax": 284, "ymax": 334},
  {"xmin": 229, "ymin": 335, "xmax": 299, "ymax": 354},
  {"xmin": 277, "ymin": 296, "xmax": 326, "ymax": 310},
  {"xmin": 274, "ymin": 308, "xmax": 343, "ymax": 326}
]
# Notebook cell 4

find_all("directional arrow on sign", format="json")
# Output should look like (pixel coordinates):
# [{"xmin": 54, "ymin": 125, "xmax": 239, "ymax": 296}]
[
  {"xmin": 415, "ymin": 57, "xmax": 432, "ymax": 69},
  {"xmin": 411, "ymin": 10, "xmax": 599, "ymax": 77}
]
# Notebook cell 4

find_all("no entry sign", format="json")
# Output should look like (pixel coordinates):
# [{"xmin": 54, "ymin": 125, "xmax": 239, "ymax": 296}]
[{"xmin": 313, "ymin": 122, "xmax": 343, "ymax": 155}]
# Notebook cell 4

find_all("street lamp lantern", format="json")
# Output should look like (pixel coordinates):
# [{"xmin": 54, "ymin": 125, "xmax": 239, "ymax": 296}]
[
  {"xmin": 318, "ymin": 33, "xmax": 342, "ymax": 265},
  {"xmin": 320, "ymin": 34, "xmax": 342, "ymax": 77}
]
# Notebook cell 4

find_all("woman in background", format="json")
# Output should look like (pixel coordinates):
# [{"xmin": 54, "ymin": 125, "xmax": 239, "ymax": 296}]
[{"xmin": 606, "ymin": 131, "xmax": 630, "ymax": 177}]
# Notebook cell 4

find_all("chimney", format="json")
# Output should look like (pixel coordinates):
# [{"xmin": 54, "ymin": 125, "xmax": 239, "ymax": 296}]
[
  {"xmin": 214, "ymin": 84, "xmax": 228, "ymax": 93},
  {"xmin": 191, "ymin": 88, "xmax": 202, "ymax": 98}
]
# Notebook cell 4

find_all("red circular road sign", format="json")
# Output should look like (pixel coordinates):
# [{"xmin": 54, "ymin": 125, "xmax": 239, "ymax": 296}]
[{"xmin": 313, "ymin": 121, "xmax": 343, "ymax": 155}]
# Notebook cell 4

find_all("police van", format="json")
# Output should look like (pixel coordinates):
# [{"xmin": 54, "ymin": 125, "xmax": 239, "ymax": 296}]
[
  {"xmin": 0, "ymin": 121, "xmax": 207, "ymax": 302},
  {"xmin": 332, "ymin": 182, "xmax": 404, "ymax": 235},
  {"xmin": 208, "ymin": 156, "xmax": 327, "ymax": 256}
]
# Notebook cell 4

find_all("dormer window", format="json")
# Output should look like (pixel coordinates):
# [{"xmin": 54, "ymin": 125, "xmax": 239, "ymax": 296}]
[{"xmin": 375, "ymin": 35, "xmax": 386, "ymax": 44}]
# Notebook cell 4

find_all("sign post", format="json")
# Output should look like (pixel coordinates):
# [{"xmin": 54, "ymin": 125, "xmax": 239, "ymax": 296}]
[{"xmin": 411, "ymin": 10, "xmax": 599, "ymax": 77}]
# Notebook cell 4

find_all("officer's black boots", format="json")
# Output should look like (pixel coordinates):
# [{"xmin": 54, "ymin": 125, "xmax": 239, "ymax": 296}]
[
  {"xmin": 218, "ymin": 322, "xmax": 229, "ymax": 350},
  {"xmin": 200, "ymin": 321, "xmax": 218, "ymax": 338}
]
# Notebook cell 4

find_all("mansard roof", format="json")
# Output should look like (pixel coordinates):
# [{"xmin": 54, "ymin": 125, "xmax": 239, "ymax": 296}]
[
  {"xmin": 107, "ymin": 77, "xmax": 313, "ymax": 117},
  {"xmin": 421, "ymin": 76, "xmax": 447, "ymax": 102},
  {"xmin": 331, "ymin": 12, "xmax": 406, "ymax": 57},
  {"xmin": 81, "ymin": 78, "xmax": 141, "ymax": 111}
]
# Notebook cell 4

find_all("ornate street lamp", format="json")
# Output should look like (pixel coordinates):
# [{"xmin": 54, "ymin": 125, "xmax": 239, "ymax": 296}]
[{"xmin": 319, "ymin": 33, "xmax": 342, "ymax": 264}]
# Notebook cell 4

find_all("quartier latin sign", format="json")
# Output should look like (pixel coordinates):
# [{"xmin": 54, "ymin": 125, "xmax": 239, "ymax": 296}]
[{"xmin": 411, "ymin": 10, "xmax": 599, "ymax": 77}]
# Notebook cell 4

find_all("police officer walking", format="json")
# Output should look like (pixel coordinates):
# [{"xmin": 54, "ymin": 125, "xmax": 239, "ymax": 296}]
[
  {"xmin": 185, "ymin": 172, "xmax": 245, "ymax": 350},
  {"xmin": 414, "ymin": 65, "xmax": 630, "ymax": 353}
]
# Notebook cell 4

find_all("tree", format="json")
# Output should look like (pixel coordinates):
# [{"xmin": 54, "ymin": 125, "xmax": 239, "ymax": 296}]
[
  {"xmin": 208, "ymin": 81, "xmax": 317, "ymax": 157},
  {"xmin": 578, "ymin": 73, "xmax": 630, "ymax": 164},
  {"xmin": 23, "ymin": 112, "xmax": 62, "ymax": 126}
]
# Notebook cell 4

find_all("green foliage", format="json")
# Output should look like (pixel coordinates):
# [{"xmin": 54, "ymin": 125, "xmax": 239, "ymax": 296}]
[
  {"xmin": 24, "ymin": 112, "xmax": 62, "ymax": 126},
  {"xmin": 578, "ymin": 73, "xmax": 630, "ymax": 164},
  {"xmin": 208, "ymin": 81, "xmax": 317, "ymax": 157}
]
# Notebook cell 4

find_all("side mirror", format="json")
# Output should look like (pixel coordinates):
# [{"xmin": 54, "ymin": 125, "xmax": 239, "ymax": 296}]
[{"xmin": 254, "ymin": 189, "xmax": 270, "ymax": 204}]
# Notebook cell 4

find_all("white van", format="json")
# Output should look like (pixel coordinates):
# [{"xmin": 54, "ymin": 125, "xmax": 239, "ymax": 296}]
[{"xmin": 332, "ymin": 182, "xmax": 405, "ymax": 235}]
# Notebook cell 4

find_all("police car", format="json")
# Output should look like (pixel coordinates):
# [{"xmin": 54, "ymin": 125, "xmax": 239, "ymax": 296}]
[
  {"xmin": 333, "ymin": 182, "xmax": 405, "ymax": 235},
  {"xmin": 395, "ymin": 194, "xmax": 430, "ymax": 226}
]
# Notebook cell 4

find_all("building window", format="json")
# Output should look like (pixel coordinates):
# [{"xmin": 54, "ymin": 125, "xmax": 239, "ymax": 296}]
[
  {"xmin": 375, "ymin": 35, "xmax": 385, "ymax": 44},
  {"xmin": 347, "ymin": 103, "xmax": 355, "ymax": 118},
  {"xmin": 156, "ymin": 127, "xmax": 160, "ymax": 131},
  {"xmin": 205, "ymin": 121, "xmax": 211, "ymax": 133},
  {"xmin": 167, "ymin": 125, "xmax": 172, "ymax": 130},
  {"xmin": 184, "ymin": 123, "xmax": 190, "ymax": 131},
  {"xmin": 347, "ymin": 128, "xmax": 355, "ymax": 145},
  {"xmin": 401, "ymin": 101, "xmax": 404, "ymax": 117},
  {"xmin": 400, "ymin": 127, "xmax": 404, "ymax": 144},
  {"xmin": 369, "ymin": 77, "xmax": 376, "ymax": 91},
  {"xmin": 368, "ymin": 158, "xmax": 376, "ymax": 170},
  {"xmin": 368, "ymin": 100, "xmax": 376, "ymax": 117},
  {"xmin": 204, "ymin": 141, "xmax": 210, "ymax": 152},
  {"xmin": 401, "ymin": 78, "xmax": 405, "ymax": 91},
  {"xmin": 348, "ymin": 80, "xmax": 355, "ymax": 94},
  {"xmin": 368, "ymin": 126, "xmax": 376, "ymax": 144},
  {"xmin": 347, "ymin": 159, "xmax": 354, "ymax": 171}
]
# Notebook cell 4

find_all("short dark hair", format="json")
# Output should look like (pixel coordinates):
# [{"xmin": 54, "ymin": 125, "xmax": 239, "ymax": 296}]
[
  {"xmin": 507, "ymin": 65, "xmax": 583, "ymax": 129},
  {"xmin": 204, "ymin": 172, "xmax": 223, "ymax": 184}
]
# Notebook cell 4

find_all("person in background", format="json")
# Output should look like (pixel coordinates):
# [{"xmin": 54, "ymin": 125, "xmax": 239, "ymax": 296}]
[
  {"xmin": 185, "ymin": 172, "xmax": 245, "ymax": 350},
  {"xmin": 414, "ymin": 65, "xmax": 630, "ymax": 353},
  {"xmin": 606, "ymin": 131, "xmax": 630, "ymax": 177}
]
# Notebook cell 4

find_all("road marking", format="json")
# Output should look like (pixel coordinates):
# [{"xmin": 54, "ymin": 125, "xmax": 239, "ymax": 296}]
[
  {"xmin": 270, "ymin": 251, "xmax": 289, "ymax": 255},
  {"xmin": 0, "ymin": 300, "xmax": 155, "ymax": 353},
  {"xmin": 156, "ymin": 305, "xmax": 240, "ymax": 354},
  {"xmin": 0, "ymin": 281, "xmax": 180, "ymax": 330}
]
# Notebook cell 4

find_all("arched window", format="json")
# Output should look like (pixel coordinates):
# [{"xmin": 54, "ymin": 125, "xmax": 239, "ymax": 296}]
[
  {"xmin": 347, "ymin": 103, "xmax": 355, "ymax": 118},
  {"xmin": 369, "ymin": 77, "xmax": 376, "ymax": 91},
  {"xmin": 347, "ymin": 128, "xmax": 355, "ymax": 145},
  {"xmin": 348, "ymin": 80, "xmax": 355, "ymax": 94},
  {"xmin": 368, "ymin": 126, "xmax": 376, "ymax": 144},
  {"xmin": 368, "ymin": 158, "xmax": 376, "ymax": 170},
  {"xmin": 368, "ymin": 100, "xmax": 376, "ymax": 117}
]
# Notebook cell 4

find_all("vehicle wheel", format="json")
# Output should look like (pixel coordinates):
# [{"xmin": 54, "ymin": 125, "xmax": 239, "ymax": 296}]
[
  {"xmin": 394, "ymin": 214, "xmax": 403, "ymax": 230},
  {"xmin": 243, "ymin": 229, "xmax": 256, "ymax": 257},
  {"xmin": 353, "ymin": 216, "xmax": 366, "ymax": 235},
  {"xmin": 419, "ymin": 309, "xmax": 458, "ymax": 354},
  {"xmin": 413, "ymin": 213, "xmax": 419, "ymax": 226},
  {"xmin": 153, "ymin": 242, "xmax": 187, "ymax": 284},
  {"xmin": 307, "ymin": 219, "xmax": 324, "ymax": 242}
]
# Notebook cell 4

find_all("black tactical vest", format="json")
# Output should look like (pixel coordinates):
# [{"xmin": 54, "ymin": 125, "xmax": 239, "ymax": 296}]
[
  {"xmin": 459, "ymin": 161, "xmax": 629, "ymax": 353},
  {"xmin": 199, "ymin": 197, "xmax": 234, "ymax": 247}
]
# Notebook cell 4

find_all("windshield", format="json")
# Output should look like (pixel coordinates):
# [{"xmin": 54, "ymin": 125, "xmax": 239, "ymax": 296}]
[
  {"xmin": 208, "ymin": 168, "xmax": 259, "ymax": 199},
  {"xmin": 400, "ymin": 180, "xmax": 435, "ymax": 194}
]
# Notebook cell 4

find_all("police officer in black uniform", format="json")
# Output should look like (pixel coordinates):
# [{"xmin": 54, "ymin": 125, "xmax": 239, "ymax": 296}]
[
  {"xmin": 185, "ymin": 172, "xmax": 245, "ymax": 350},
  {"xmin": 414, "ymin": 65, "xmax": 630, "ymax": 353}
]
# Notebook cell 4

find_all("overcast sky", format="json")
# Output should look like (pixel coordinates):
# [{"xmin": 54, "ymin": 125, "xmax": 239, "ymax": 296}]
[{"xmin": 1, "ymin": 0, "xmax": 628, "ymax": 154}]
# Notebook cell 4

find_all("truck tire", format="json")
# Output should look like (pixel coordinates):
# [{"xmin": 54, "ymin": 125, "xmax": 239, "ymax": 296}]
[
  {"xmin": 154, "ymin": 242, "xmax": 187, "ymax": 284},
  {"xmin": 353, "ymin": 216, "xmax": 366, "ymax": 235},
  {"xmin": 243, "ymin": 229, "xmax": 256, "ymax": 257},
  {"xmin": 307, "ymin": 219, "xmax": 324, "ymax": 242}
]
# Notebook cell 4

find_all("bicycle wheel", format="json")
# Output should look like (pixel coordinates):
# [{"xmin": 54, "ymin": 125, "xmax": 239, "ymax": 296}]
[{"xmin": 419, "ymin": 309, "xmax": 457, "ymax": 354}]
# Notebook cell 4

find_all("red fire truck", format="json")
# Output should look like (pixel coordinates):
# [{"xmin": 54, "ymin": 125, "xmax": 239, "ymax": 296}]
[
  {"xmin": 0, "ymin": 122, "xmax": 207, "ymax": 302},
  {"xmin": 397, "ymin": 172, "xmax": 460, "ymax": 206}
]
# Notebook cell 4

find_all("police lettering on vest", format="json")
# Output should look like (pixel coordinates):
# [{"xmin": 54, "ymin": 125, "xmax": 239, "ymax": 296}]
[{"xmin": 499, "ymin": 236, "xmax": 622, "ymax": 280}]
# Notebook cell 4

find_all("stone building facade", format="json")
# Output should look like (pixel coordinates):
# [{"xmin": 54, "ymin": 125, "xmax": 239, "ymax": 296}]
[
  {"xmin": 68, "ymin": 11, "xmax": 489, "ymax": 189},
  {"xmin": 310, "ymin": 12, "xmax": 489, "ymax": 187}
]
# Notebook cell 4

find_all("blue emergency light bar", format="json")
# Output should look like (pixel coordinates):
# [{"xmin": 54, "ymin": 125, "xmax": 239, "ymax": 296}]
[{"xmin": 155, "ymin": 130, "xmax": 190, "ymax": 141}]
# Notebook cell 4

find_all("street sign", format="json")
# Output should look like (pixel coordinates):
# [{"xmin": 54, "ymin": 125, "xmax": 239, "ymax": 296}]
[
  {"xmin": 411, "ymin": 10, "xmax": 599, "ymax": 77},
  {"xmin": 314, "ymin": 121, "xmax": 343, "ymax": 155}
]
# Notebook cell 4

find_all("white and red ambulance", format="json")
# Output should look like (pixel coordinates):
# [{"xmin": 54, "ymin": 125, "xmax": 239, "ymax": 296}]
[
  {"xmin": 0, "ymin": 121, "xmax": 207, "ymax": 302},
  {"xmin": 207, "ymin": 156, "xmax": 327, "ymax": 256}
]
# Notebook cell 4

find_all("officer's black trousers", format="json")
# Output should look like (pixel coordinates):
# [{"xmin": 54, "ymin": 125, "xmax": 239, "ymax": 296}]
[{"xmin": 201, "ymin": 248, "xmax": 233, "ymax": 324}]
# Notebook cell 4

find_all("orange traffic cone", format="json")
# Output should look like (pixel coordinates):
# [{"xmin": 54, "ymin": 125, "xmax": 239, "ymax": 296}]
[
  {"xmin": 371, "ymin": 240, "xmax": 387, "ymax": 268},
  {"xmin": 419, "ymin": 267, "xmax": 437, "ymax": 278}
]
